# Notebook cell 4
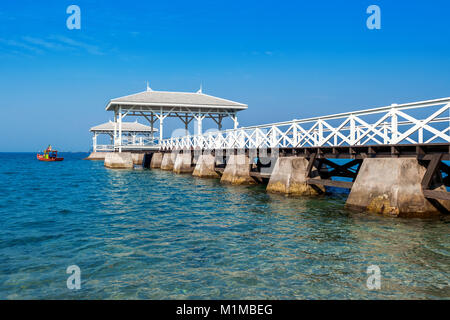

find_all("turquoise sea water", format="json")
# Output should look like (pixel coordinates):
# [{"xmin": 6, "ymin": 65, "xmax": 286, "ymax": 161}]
[{"xmin": 0, "ymin": 152, "xmax": 448, "ymax": 299}]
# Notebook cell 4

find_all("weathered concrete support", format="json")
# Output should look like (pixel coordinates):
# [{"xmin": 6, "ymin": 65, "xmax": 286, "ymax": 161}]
[
  {"xmin": 345, "ymin": 158, "xmax": 450, "ymax": 217},
  {"xmin": 161, "ymin": 152, "xmax": 177, "ymax": 171},
  {"xmin": 150, "ymin": 152, "xmax": 163, "ymax": 168},
  {"xmin": 193, "ymin": 154, "xmax": 219, "ymax": 178},
  {"xmin": 84, "ymin": 152, "xmax": 108, "ymax": 160},
  {"xmin": 104, "ymin": 152, "xmax": 134, "ymax": 169},
  {"xmin": 220, "ymin": 154, "xmax": 256, "ymax": 185},
  {"xmin": 131, "ymin": 153, "xmax": 145, "ymax": 166},
  {"xmin": 173, "ymin": 152, "xmax": 194, "ymax": 174},
  {"xmin": 266, "ymin": 156, "xmax": 325, "ymax": 196}
]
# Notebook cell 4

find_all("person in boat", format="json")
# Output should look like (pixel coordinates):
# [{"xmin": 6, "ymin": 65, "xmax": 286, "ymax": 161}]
[{"xmin": 44, "ymin": 145, "xmax": 52, "ymax": 159}]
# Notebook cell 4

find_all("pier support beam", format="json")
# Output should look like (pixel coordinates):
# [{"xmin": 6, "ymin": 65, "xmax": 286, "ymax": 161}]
[
  {"xmin": 266, "ymin": 156, "xmax": 325, "ymax": 196},
  {"xmin": 104, "ymin": 152, "xmax": 134, "ymax": 169},
  {"xmin": 345, "ymin": 158, "xmax": 450, "ymax": 217},
  {"xmin": 221, "ymin": 154, "xmax": 256, "ymax": 185},
  {"xmin": 173, "ymin": 152, "xmax": 194, "ymax": 174},
  {"xmin": 193, "ymin": 153, "xmax": 219, "ymax": 178},
  {"xmin": 161, "ymin": 152, "xmax": 177, "ymax": 171},
  {"xmin": 150, "ymin": 152, "xmax": 163, "ymax": 168}
]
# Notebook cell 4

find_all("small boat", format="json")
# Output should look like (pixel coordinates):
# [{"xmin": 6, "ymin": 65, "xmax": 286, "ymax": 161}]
[{"xmin": 37, "ymin": 145, "xmax": 64, "ymax": 162}]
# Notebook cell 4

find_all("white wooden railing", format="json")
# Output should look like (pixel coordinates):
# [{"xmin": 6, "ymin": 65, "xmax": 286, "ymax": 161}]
[
  {"xmin": 99, "ymin": 137, "xmax": 159, "ymax": 151},
  {"xmin": 160, "ymin": 97, "xmax": 450, "ymax": 150},
  {"xmin": 95, "ymin": 144, "xmax": 114, "ymax": 151}
]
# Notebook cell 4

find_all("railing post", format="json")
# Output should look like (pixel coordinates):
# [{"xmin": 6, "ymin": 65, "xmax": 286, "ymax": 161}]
[
  {"xmin": 271, "ymin": 126, "xmax": 277, "ymax": 148},
  {"xmin": 349, "ymin": 115, "xmax": 356, "ymax": 146},
  {"xmin": 383, "ymin": 123, "xmax": 388, "ymax": 144},
  {"xmin": 390, "ymin": 105, "xmax": 398, "ymax": 144},
  {"xmin": 292, "ymin": 124, "xmax": 298, "ymax": 148},
  {"xmin": 356, "ymin": 126, "xmax": 361, "ymax": 145},
  {"xmin": 318, "ymin": 120, "xmax": 324, "ymax": 146}
]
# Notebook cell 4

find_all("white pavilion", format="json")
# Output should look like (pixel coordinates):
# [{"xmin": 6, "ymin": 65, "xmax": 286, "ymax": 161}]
[
  {"xmin": 104, "ymin": 85, "xmax": 248, "ymax": 152},
  {"xmin": 90, "ymin": 120, "xmax": 158, "ymax": 152}
]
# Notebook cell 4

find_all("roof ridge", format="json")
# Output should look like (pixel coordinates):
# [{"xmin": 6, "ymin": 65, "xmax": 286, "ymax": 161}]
[
  {"xmin": 90, "ymin": 121, "xmax": 157, "ymax": 132},
  {"xmin": 106, "ymin": 89, "xmax": 248, "ymax": 111}
]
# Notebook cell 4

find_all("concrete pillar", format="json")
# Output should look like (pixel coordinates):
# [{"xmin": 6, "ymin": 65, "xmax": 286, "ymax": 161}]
[
  {"xmin": 161, "ymin": 152, "xmax": 177, "ymax": 171},
  {"xmin": 193, "ymin": 154, "xmax": 219, "ymax": 178},
  {"xmin": 150, "ymin": 152, "xmax": 163, "ymax": 168},
  {"xmin": 173, "ymin": 152, "xmax": 194, "ymax": 174},
  {"xmin": 220, "ymin": 154, "xmax": 256, "ymax": 185},
  {"xmin": 266, "ymin": 156, "xmax": 325, "ymax": 196},
  {"xmin": 104, "ymin": 152, "xmax": 133, "ymax": 169},
  {"xmin": 84, "ymin": 151, "xmax": 108, "ymax": 161},
  {"xmin": 131, "ymin": 153, "xmax": 145, "ymax": 166},
  {"xmin": 345, "ymin": 158, "xmax": 450, "ymax": 217}
]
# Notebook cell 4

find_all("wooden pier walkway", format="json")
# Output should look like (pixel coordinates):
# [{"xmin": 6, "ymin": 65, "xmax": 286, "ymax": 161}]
[{"xmin": 105, "ymin": 97, "xmax": 450, "ymax": 217}]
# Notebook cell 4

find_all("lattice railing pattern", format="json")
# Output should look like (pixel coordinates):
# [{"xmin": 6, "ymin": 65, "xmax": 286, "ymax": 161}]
[{"xmin": 160, "ymin": 98, "xmax": 450, "ymax": 150}]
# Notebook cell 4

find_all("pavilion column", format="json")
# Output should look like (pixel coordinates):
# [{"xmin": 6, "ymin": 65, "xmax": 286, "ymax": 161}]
[
  {"xmin": 92, "ymin": 133, "xmax": 98, "ymax": 152},
  {"xmin": 159, "ymin": 116, "xmax": 164, "ymax": 141},
  {"xmin": 151, "ymin": 113, "xmax": 154, "ymax": 140},
  {"xmin": 155, "ymin": 109, "xmax": 170, "ymax": 143},
  {"xmin": 118, "ymin": 106, "xmax": 123, "ymax": 152},
  {"xmin": 195, "ymin": 112, "xmax": 206, "ymax": 135},
  {"xmin": 197, "ymin": 115, "xmax": 202, "ymax": 135},
  {"xmin": 228, "ymin": 112, "xmax": 239, "ymax": 129},
  {"xmin": 113, "ymin": 110, "xmax": 118, "ymax": 148}
]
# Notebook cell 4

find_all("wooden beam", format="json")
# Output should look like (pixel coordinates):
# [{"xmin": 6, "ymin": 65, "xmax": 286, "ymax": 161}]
[
  {"xmin": 249, "ymin": 172, "xmax": 272, "ymax": 179},
  {"xmin": 307, "ymin": 179, "xmax": 353, "ymax": 189},
  {"xmin": 305, "ymin": 153, "xmax": 317, "ymax": 178},
  {"xmin": 421, "ymin": 154, "xmax": 443, "ymax": 189},
  {"xmin": 320, "ymin": 158, "xmax": 361, "ymax": 179},
  {"xmin": 423, "ymin": 189, "xmax": 450, "ymax": 201}
]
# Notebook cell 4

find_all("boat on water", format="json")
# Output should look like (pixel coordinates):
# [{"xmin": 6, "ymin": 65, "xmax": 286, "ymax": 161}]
[{"xmin": 37, "ymin": 145, "xmax": 64, "ymax": 162}]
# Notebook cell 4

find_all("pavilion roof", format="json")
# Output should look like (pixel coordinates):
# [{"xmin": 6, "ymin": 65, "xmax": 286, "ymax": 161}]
[
  {"xmin": 90, "ymin": 120, "xmax": 157, "ymax": 132},
  {"xmin": 105, "ymin": 89, "xmax": 248, "ymax": 112}
]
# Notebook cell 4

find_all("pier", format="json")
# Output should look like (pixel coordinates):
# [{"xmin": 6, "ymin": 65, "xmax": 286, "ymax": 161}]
[{"xmin": 92, "ymin": 89, "xmax": 450, "ymax": 217}]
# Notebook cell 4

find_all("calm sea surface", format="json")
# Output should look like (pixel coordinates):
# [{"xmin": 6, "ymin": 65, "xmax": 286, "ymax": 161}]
[{"xmin": 0, "ymin": 152, "xmax": 448, "ymax": 299}]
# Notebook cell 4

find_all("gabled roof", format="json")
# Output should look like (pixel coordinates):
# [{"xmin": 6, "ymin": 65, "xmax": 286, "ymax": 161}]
[
  {"xmin": 90, "ymin": 120, "xmax": 157, "ymax": 132},
  {"xmin": 105, "ymin": 89, "xmax": 248, "ymax": 111}
]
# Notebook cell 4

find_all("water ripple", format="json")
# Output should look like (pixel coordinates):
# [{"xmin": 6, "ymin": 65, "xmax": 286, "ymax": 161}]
[{"xmin": 0, "ymin": 153, "xmax": 448, "ymax": 299}]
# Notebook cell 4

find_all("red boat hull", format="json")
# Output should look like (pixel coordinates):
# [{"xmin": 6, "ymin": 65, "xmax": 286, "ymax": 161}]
[{"xmin": 37, "ymin": 154, "xmax": 64, "ymax": 162}]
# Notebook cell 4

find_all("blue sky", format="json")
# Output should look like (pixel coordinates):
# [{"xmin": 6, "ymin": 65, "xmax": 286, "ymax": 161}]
[{"xmin": 0, "ymin": 0, "xmax": 449, "ymax": 151}]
